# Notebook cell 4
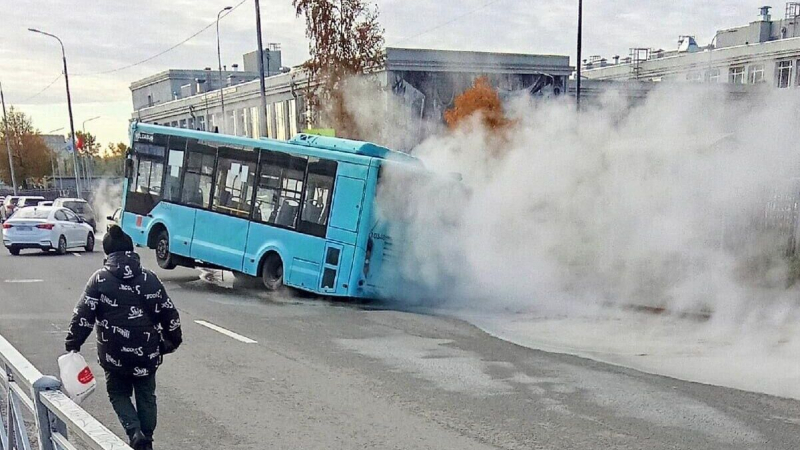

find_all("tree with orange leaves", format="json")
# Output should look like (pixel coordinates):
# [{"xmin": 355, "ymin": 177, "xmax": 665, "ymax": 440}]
[{"xmin": 444, "ymin": 77, "xmax": 511, "ymax": 132}]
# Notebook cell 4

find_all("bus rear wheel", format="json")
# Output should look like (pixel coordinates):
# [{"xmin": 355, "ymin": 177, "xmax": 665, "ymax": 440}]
[
  {"xmin": 261, "ymin": 253, "xmax": 284, "ymax": 291},
  {"xmin": 155, "ymin": 230, "xmax": 176, "ymax": 270}
]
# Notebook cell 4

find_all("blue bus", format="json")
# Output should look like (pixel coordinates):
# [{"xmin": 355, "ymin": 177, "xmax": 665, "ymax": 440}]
[{"xmin": 121, "ymin": 123, "xmax": 424, "ymax": 299}]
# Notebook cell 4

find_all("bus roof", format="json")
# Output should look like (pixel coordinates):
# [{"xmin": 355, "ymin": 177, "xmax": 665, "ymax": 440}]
[
  {"xmin": 132, "ymin": 122, "xmax": 422, "ymax": 167},
  {"xmin": 289, "ymin": 134, "xmax": 420, "ymax": 165}
]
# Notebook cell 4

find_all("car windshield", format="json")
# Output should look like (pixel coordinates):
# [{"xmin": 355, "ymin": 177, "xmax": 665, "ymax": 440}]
[
  {"xmin": 13, "ymin": 208, "xmax": 50, "ymax": 219},
  {"xmin": 7, "ymin": 198, "xmax": 19, "ymax": 206}
]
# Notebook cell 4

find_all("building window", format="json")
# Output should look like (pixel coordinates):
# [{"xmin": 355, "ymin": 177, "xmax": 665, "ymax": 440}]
[
  {"xmin": 288, "ymin": 99, "xmax": 298, "ymax": 137},
  {"xmin": 197, "ymin": 116, "xmax": 206, "ymax": 131},
  {"xmin": 250, "ymin": 107, "xmax": 260, "ymax": 138},
  {"xmin": 729, "ymin": 66, "xmax": 745, "ymax": 84},
  {"xmin": 705, "ymin": 68, "xmax": 720, "ymax": 83},
  {"xmin": 236, "ymin": 109, "xmax": 246, "ymax": 137},
  {"xmin": 686, "ymin": 71, "xmax": 702, "ymax": 82},
  {"xmin": 747, "ymin": 64, "xmax": 765, "ymax": 84},
  {"xmin": 796, "ymin": 60, "xmax": 800, "ymax": 86},
  {"xmin": 778, "ymin": 60, "xmax": 793, "ymax": 88},
  {"xmin": 266, "ymin": 104, "xmax": 275, "ymax": 139},
  {"xmin": 275, "ymin": 102, "xmax": 287, "ymax": 141},
  {"xmin": 179, "ymin": 119, "xmax": 187, "ymax": 129}
]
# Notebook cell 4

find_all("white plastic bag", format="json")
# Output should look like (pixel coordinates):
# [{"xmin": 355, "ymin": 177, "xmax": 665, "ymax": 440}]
[{"xmin": 58, "ymin": 352, "xmax": 97, "ymax": 404}]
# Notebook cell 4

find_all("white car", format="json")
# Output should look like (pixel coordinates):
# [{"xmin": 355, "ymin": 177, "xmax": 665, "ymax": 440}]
[{"xmin": 2, "ymin": 206, "xmax": 95, "ymax": 255}]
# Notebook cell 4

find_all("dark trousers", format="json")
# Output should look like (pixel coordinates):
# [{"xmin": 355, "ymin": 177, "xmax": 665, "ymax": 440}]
[{"xmin": 105, "ymin": 370, "xmax": 157, "ymax": 439}]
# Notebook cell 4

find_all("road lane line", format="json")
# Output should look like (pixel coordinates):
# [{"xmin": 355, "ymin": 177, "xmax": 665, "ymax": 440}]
[
  {"xmin": 73, "ymin": 253, "xmax": 82, "ymax": 257},
  {"xmin": 194, "ymin": 320, "xmax": 257, "ymax": 344},
  {"xmin": 3, "ymin": 279, "xmax": 44, "ymax": 283}
]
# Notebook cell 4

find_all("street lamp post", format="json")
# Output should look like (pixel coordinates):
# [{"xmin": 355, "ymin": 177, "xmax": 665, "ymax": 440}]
[
  {"xmin": 82, "ymin": 116, "xmax": 100, "ymax": 187},
  {"xmin": 255, "ymin": 0, "xmax": 268, "ymax": 137},
  {"xmin": 28, "ymin": 28, "xmax": 81, "ymax": 198},
  {"xmin": 217, "ymin": 6, "xmax": 233, "ymax": 134},
  {"xmin": 0, "ymin": 81, "xmax": 18, "ymax": 195},
  {"xmin": 576, "ymin": 0, "xmax": 583, "ymax": 108}
]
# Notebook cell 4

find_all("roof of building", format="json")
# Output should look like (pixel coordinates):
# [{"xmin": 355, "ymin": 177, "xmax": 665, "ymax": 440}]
[{"xmin": 130, "ymin": 69, "xmax": 260, "ymax": 90}]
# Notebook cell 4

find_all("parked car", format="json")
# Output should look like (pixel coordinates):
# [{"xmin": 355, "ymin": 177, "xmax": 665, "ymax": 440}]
[
  {"xmin": 53, "ymin": 198, "xmax": 96, "ymax": 231},
  {"xmin": 17, "ymin": 196, "xmax": 46, "ymax": 208},
  {"xmin": 1, "ymin": 196, "xmax": 20, "ymax": 221},
  {"xmin": 106, "ymin": 207, "xmax": 121, "ymax": 232},
  {"xmin": 2, "ymin": 206, "xmax": 95, "ymax": 255}
]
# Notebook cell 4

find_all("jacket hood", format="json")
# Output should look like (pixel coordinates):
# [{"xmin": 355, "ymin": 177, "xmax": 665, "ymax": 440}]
[{"xmin": 104, "ymin": 251, "xmax": 143, "ymax": 281}]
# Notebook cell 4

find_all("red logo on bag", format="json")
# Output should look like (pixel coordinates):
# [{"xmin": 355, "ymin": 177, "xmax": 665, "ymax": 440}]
[{"xmin": 78, "ymin": 367, "xmax": 94, "ymax": 384}]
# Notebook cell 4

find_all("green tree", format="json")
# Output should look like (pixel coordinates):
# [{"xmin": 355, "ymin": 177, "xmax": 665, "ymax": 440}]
[
  {"xmin": 75, "ymin": 131, "xmax": 101, "ymax": 158},
  {"xmin": 293, "ymin": 0, "xmax": 385, "ymax": 139},
  {"xmin": 94, "ymin": 142, "xmax": 128, "ymax": 176},
  {"xmin": 0, "ymin": 107, "xmax": 54, "ymax": 188}
]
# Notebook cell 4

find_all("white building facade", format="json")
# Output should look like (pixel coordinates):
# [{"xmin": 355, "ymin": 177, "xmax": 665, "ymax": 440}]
[{"xmin": 583, "ymin": 4, "xmax": 800, "ymax": 90}]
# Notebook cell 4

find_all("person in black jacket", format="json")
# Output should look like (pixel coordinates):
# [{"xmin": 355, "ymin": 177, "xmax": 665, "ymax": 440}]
[{"xmin": 66, "ymin": 225, "xmax": 182, "ymax": 450}]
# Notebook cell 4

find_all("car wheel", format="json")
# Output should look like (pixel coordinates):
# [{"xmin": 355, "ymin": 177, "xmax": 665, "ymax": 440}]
[
  {"xmin": 261, "ymin": 253, "xmax": 284, "ymax": 291},
  {"xmin": 56, "ymin": 236, "xmax": 67, "ymax": 255},
  {"xmin": 8, "ymin": 246, "xmax": 20, "ymax": 256},
  {"xmin": 85, "ymin": 233, "xmax": 95, "ymax": 252},
  {"xmin": 155, "ymin": 230, "xmax": 176, "ymax": 270}
]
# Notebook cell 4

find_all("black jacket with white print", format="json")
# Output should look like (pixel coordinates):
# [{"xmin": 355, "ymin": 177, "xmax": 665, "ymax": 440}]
[{"xmin": 66, "ymin": 251, "xmax": 183, "ymax": 377}]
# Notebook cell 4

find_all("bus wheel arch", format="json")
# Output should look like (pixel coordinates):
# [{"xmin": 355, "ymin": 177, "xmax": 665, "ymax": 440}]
[{"xmin": 258, "ymin": 251, "xmax": 284, "ymax": 291}]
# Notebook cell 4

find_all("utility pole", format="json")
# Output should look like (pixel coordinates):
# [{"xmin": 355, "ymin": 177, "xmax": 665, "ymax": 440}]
[
  {"xmin": 576, "ymin": 0, "xmax": 583, "ymax": 109},
  {"xmin": 217, "ymin": 6, "xmax": 233, "ymax": 134},
  {"xmin": 29, "ymin": 28, "xmax": 81, "ymax": 197},
  {"xmin": 0, "ymin": 82, "xmax": 18, "ymax": 195},
  {"xmin": 255, "ymin": 0, "xmax": 268, "ymax": 137}
]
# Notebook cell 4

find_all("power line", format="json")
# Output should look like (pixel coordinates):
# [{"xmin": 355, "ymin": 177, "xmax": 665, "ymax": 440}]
[
  {"xmin": 74, "ymin": 0, "xmax": 247, "ymax": 76},
  {"xmin": 394, "ymin": 0, "xmax": 507, "ymax": 45},
  {"xmin": 20, "ymin": 73, "xmax": 62, "ymax": 103}
]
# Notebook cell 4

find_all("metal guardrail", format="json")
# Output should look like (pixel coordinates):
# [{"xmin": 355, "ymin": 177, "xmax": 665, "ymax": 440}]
[{"xmin": 0, "ymin": 333, "xmax": 130, "ymax": 450}]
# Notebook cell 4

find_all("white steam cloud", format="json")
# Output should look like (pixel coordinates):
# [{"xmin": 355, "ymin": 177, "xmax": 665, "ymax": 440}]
[{"xmin": 369, "ymin": 84, "xmax": 800, "ymax": 331}]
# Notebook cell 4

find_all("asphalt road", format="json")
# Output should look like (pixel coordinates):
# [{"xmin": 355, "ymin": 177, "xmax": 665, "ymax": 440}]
[{"xmin": 0, "ymin": 246, "xmax": 799, "ymax": 449}]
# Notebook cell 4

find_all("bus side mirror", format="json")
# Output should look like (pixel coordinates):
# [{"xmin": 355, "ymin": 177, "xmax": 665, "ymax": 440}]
[{"xmin": 125, "ymin": 158, "xmax": 134, "ymax": 179}]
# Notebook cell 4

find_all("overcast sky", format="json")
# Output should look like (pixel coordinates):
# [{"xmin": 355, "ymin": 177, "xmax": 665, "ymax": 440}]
[{"xmin": 0, "ymin": 0, "xmax": 764, "ymax": 144}]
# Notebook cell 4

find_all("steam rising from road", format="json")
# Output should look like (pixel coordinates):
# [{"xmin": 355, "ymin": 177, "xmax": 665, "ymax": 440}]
[{"xmin": 374, "ymin": 85, "xmax": 800, "ymax": 330}]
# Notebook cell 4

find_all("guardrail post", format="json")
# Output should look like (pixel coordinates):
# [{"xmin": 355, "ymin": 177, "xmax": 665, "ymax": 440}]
[{"xmin": 32, "ymin": 376, "xmax": 62, "ymax": 450}]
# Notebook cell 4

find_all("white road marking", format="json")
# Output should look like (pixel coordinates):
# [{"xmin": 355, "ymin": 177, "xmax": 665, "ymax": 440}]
[
  {"xmin": 194, "ymin": 320, "xmax": 258, "ymax": 344},
  {"xmin": 73, "ymin": 253, "xmax": 82, "ymax": 257},
  {"xmin": 3, "ymin": 279, "xmax": 44, "ymax": 283}
]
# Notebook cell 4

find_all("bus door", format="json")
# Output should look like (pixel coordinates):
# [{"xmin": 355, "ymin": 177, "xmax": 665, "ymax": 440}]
[
  {"xmin": 191, "ymin": 149, "xmax": 258, "ymax": 271},
  {"xmin": 321, "ymin": 163, "xmax": 367, "ymax": 292},
  {"xmin": 161, "ymin": 136, "xmax": 195, "ymax": 257}
]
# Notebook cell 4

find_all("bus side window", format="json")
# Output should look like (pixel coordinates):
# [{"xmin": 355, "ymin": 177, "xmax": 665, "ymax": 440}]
[
  {"xmin": 181, "ymin": 151, "xmax": 215, "ymax": 208},
  {"xmin": 255, "ymin": 151, "xmax": 306, "ymax": 228},
  {"xmin": 299, "ymin": 158, "xmax": 337, "ymax": 237},
  {"xmin": 212, "ymin": 158, "xmax": 257, "ymax": 218}
]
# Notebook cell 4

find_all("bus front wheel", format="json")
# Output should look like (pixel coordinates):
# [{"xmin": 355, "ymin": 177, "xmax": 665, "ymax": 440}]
[
  {"xmin": 155, "ymin": 230, "xmax": 177, "ymax": 270},
  {"xmin": 261, "ymin": 253, "xmax": 284, "ymax": 291}
]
